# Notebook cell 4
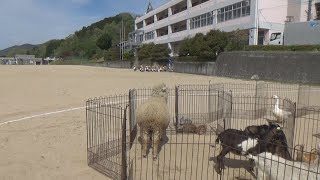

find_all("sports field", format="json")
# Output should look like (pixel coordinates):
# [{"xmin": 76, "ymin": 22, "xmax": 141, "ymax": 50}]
[{"xmin": 0, "ymin": 65, "xmax": 252, "ymax": 180}]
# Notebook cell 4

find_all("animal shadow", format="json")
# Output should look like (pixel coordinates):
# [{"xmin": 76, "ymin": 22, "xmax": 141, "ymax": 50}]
[{"xmin": 209, "ymin": 156, "xmax": 256, "ymax": 178}]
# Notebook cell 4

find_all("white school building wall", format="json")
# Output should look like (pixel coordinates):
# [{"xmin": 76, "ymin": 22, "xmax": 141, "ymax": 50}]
[{"xmin": 130, "ymin": 0, "xmax": 317, "ymax": 56}]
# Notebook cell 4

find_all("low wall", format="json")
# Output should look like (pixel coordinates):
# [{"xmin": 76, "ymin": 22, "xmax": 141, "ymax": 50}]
[
  {"xmin": 173, "ymin": 62, "xmax": 216, "ymax": 76},
  {"xmin": 83, "ymin": 61, "xmax": 132, "ymax": 69},
  {"xmin": 215, "ymin": 51, "xmax": 320, "ymax": 84},
  {"xmin": 105, "ymin": 61, "xmax": 132, "ymax": 69}
]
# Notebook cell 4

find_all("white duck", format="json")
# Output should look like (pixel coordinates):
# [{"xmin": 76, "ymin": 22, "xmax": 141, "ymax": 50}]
[{"xmin": 272, "ymin": 95, "xmax": 292, "ymax": 123}]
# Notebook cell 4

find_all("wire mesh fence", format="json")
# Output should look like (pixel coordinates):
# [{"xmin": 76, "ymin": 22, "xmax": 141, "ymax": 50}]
[
  {"xmin": 126, "ymin": 85, "xmax": 232, "ymax": 180},
  {"xmin": 86, "ymin": 95, "xmax": 129, "ymax": 180},
  {"xmin": 86, "ymin": 82, "xmax": 320, "ymax": 180}
]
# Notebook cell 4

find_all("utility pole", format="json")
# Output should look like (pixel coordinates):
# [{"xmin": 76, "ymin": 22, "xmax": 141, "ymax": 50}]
[
  {"xmin": 119, "ymin": 19, "xmax": 126, "ymax": 60},
  {"xmin": 120, "ymin": 20, "xmax": 122, "ymax": 60},
  {"xmin": 307, "ymin": 0, "xmax": 312, "ymax": 21},
  {"xmin": 123, "ymin": 25, "xmax": 126, "ymax": 60},
  {"xmin": 253, "ymin": 0, "xmax": 259, "ymax": 45}
]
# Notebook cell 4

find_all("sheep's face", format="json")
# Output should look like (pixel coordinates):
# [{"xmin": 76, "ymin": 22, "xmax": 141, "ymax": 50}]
[
  {"xmin": 272, "ymin": 95, "xmax": 279, "ymax": 99},
  {"xmin": 151, "ymin": 83, "xmax": 169, "ymax": 102},
  {"xmin": 159, "ymin": 86, "xmax": 169, "ymax": 101}
]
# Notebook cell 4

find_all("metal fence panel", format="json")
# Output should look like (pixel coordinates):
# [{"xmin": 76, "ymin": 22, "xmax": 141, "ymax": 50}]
[
  {"xmin": 282, "ymin": 99, "xmax": 296, "ymax": 157},
  {"xmin": 208, "ymin": 84, "xmax": 223, "ymax": 131},
  {"xmin": 177, "ymin": 85, "xmax": 211, "ymax": 126},
  {"xmin": 86, "ymin": 96, "xmax": 128, "ymax": 180},
  {"xmin": 86, "ymin": 82, "xmax": 320, "ymax": 180}
]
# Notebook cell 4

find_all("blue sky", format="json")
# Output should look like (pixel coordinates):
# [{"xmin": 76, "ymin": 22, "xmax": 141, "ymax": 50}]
[{"xmin": 0, "ymin": 0, "xmax": 169, "ymax": 50}]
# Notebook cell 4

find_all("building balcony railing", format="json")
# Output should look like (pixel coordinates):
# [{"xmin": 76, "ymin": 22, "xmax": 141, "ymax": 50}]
[
  {"xmin": 155, "ymin": 34, "xmax": 169, "ymax": 42},
  {"xmin": 169, "ymin": 30, "xmax": 188, "ymax": 42},
  {"xmin": 138, "ymin": 1, "xmax": 215, "ymax": 31},
  {"xmin": 148, "ymin": 10, "xmax": 188, "ymax": 31}
]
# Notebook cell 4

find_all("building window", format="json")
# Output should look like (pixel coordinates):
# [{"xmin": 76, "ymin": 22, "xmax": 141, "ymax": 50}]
[
  {"xmin": 145, "ymin": 31, "xmax": 154, "ymax": 40},
  {"xmin": 190, "ymin": 12, "xmax": 214, "ymax": 29},
  {"xmin": 139, "ymin": 34, "xmax": 144, "ymax": 42},
  {"xmin": 217, "ymin": 0, "xmax": 251, "ymax": 23}
]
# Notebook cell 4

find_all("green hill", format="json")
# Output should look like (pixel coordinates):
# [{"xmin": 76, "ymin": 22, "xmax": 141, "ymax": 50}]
[
  {"xmin": 0, "ymin": 44, "xmax": 37, "ymax": 57},
  {"xmin": 0, "ymin": 12, "xmax": 135, "ymax": 61}
]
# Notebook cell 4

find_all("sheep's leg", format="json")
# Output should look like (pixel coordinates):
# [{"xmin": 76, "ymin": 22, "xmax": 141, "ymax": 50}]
[
  {"xmin": 141, "ymin": 127, "xmax": 149, "ymax": 158},
  {"xmin": 152, "ymin": 129, "xmax": 161, "ymax": 160}
]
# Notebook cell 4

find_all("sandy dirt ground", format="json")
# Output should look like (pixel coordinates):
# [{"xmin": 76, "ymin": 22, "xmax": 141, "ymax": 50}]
[{"xmin": 0, "ymin": 65, "xmax": 254, "ymax": 180}]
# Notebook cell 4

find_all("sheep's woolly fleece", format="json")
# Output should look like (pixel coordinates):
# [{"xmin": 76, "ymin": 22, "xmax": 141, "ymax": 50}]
[{"xmin": 136, "ymin": 83, "xmax": 170, "ymax": 129}]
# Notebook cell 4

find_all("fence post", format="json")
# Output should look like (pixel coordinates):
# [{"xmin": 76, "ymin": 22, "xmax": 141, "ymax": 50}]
[
  {"xmin": 297, "ymin": 83, "xmax": 311, "ymax": 109},
  {"xmin": 128, "ymin": 89, "xmax": 137, "ymax": 149},
  {"xmin": 254, "ymin": 81, "xmax": 258, "ymax": 119},
  {"xmin": 217, "ymin": 90, "xmax": 220, "ymax": 122},
  {"xmin": 121, "ymin": 105, "xmax": 128, "ymax": 180},
  {"xmin": 208, "ymin": 82, "xmax": 211, "ymax": 123},
  {"xmin": 297, "ymin": 83, "xmax": 301, "ymax": 116},
  {"xmin": 86, "ymin": 100, "xmax": 90, "ymax": 165},
  {"xmin": 290, "ymin": 102, "xmax": 297, "ymax": 157},
  {"xmin": 229, "ymin": 90, "xmax": 233, "ymax": 129},
  {"xmin": 129, "ymin": 90, "xmax": 133, "ymax": 133},
  {"xmin": 175, "ymin": 86, "xmax": 179, "ymax": 130}
]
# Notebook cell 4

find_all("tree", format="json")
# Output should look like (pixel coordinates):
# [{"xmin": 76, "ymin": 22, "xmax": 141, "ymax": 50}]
[
  {"xmin": 138, "ymin": 43, "xmax": 171, "ymax": 61},
  {"xmin": 104, "ymin": 47, "xmax": 120, "ymax": 61},
  {"xmin": 96, "ymin": 33, "xmax": 112, "ymax": 50},
  {"xmin": 225, "ymin": 29, "xmax": 249, "ymax": 51},
  {"xmin": 45, "ymin": 40, "xmax": 63, "ymax": 57},
  {"xmin": 123, "ymin": 50, "xmax": 134, "ymax": 60},
  {"xmin": 179, "ymin": 29, "xmax": 248, "ymax": 61}
]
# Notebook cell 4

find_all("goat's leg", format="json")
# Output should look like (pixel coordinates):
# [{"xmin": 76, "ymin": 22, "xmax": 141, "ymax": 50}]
[
  {"xmin": 216, "ymin": 146, "xmax": 230, "ymax": 174},
  {"xmin": 141, "ymin": 127, "xmax": 149, "ymax": 158},
  {"xmin": 152, "ymin": 129, "xmax": 161, "ymax": 160},
  {"xmin": 248, "ymin": 158, "xmax": 255, "ymax": 172}
]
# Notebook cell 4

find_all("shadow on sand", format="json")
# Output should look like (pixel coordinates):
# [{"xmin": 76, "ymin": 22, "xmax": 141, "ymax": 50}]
[{"xmin": 209, "ymin": 156, "xmax": 256, "ymax": 179}]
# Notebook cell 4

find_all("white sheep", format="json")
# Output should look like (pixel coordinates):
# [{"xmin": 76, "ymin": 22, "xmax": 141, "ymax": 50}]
[
  {"xmin": 248, "ymin": 144, "xmax": 320, "ymax": 180},
  {"xmin": 136, "ymin": 83, "xmax": 170, "ymax": 160}
]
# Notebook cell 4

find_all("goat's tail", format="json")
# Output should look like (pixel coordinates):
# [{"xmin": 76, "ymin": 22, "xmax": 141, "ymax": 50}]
[
  {"xmin": 210, "ymin": 134, "xmax": 221, "ymax": 148},
  {"xmin": 215, "ymin": 134, "xmax": 221, "ymax": 144}
]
